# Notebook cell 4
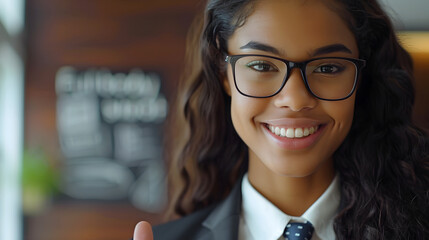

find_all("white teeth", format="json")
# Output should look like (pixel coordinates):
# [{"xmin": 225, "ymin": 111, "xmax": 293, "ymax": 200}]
[
  {"xmin": 275, "ymin": 127, "xmax": 280, "ymax": 135},
  {"xmin": 286, "ymin": 128, "xmax": 294, "ymax": 138},
  {"xmin": 267, "ymin": 125, "xmax": 320, "ymax": 138},
  {"xmin": 303, "ymin": 128, "xmax": 310, "ymax": 136},
  {"xmin": 295, "ymin": 128, "xmax": 304, "ymax": 138},
  {"xmin": 280, "ymin": 128, "xmax": 286, "ymax": 137}
]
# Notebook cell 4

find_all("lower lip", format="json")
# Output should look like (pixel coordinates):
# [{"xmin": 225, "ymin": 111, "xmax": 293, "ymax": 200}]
[{"xmin": 262, "ymin": 124, "xmax": 325, "ymax": 150}]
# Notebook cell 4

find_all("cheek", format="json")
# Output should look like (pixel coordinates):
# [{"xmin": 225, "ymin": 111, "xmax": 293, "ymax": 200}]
[
  {"xmin": 324, "ymin": 96, "xmax": 356, "ymax": 137},
  {"xmin": 339, "ymin": 98, "xmax": 355, "ymax": 127},
  {"xmin": 230, "ymin": 93, "xmax": 255, "ymax": 128},
  {"xmin": 228, "ymin": 76, "xmax": 251, "ymax": 127},
  {"xmin": 229, "ymin": 90, "xmax": 267, "ymax": 141}
]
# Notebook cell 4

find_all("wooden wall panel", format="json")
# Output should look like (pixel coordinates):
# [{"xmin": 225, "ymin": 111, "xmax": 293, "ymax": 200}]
[
  {"xmin": 24, "ymin": 202, "xmax": 165, "ymax": 240},
  {"xmin": 24, "ymin": 0, "xmax": 202, "ymax": 157},
  {"xmin": 411, "ymin": 51, "xmax": 429, "ymax": 133},
  {"xmin": 24, "ymin": 0, "xmax": 201, "ymax": 239}
]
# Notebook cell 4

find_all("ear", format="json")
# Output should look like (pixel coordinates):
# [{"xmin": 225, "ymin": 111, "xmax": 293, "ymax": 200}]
[{"xmin": 222, "ymin": 76, "xmax": 232, "ymax": 96}]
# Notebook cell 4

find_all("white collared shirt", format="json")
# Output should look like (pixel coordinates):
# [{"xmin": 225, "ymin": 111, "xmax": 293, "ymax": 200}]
[{"xmin": 238, "ymin": 174, "xmax": 340, "ymax": 240}]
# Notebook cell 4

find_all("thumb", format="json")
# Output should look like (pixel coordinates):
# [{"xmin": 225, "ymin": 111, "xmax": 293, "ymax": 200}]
[{"xmin": 133, "ymin": 221, "xmax": 154, "ymax": 240}]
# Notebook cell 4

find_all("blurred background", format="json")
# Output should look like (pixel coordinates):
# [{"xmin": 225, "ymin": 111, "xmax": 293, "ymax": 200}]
[{"xmin": 0, "ymin": 0, "xmax": 428, "ymax": 240}]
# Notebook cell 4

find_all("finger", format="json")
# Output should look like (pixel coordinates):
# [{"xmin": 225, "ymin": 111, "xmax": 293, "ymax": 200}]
[{"xmin": 133, "ymin": 221, "xmax": 154, "ymax": 240}]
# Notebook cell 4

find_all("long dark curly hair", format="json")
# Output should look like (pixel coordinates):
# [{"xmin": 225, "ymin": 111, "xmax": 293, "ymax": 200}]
[{"xmin": 166, "ymin": 0, "xmax": 429, "ymax": 239}]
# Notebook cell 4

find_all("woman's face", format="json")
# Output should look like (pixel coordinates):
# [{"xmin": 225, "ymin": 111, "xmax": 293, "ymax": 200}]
[{"xmin": 224, "ymin": 0, "xmax": 358, "ymax": 178}]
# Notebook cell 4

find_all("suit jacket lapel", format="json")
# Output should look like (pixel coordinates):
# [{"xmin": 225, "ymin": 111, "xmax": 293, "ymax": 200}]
[{"xmin": 201, "ymin": 181, "xmax": 242, "ymax": 240}]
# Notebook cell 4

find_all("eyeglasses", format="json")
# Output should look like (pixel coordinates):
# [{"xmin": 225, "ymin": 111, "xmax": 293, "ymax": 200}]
[{"xmin": 225, "ymin": 54, "xmax": 366, "ymax": 101}]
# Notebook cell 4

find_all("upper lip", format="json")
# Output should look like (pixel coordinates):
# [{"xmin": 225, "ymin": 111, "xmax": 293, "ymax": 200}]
[{"xmin": 263, "ymin": 118, "xmax": 323, "ymax": 129}]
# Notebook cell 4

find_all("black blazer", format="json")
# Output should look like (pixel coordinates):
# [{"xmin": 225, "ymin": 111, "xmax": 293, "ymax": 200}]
[{"xmin": 153, "ymin": 182, "xmax": 242, "ymax": 240}]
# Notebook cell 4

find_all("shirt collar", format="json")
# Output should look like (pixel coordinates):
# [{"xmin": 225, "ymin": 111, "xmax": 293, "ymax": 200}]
[
  {"xmin": 301, "ymin": 174, "xmax": 340, "ymax": 239},
  {"xmin": 241, "ymin": 174, "xmax": 340, "ymax": 240},
  {"xmin": 241, "ymin": 174, "xmax": 292, "ymax": 240}
]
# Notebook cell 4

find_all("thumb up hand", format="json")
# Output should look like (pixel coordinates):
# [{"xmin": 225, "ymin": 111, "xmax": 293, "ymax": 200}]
[{"xmin": 133, "ymin": 221, "xmax": 154, "ymax": 240}]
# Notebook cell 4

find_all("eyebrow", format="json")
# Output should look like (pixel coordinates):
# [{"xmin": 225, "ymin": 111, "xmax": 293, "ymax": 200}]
[
  {"xmin": 240, "ymin": 41, "xmax": 281, "ymax": 55},
  {"xmin": 239, "ymin": 41, "xmax": 352, "ymax": 57},
  {"xmin": 311, "ymin": 44, "xmax": 352, "ymax": 56}
]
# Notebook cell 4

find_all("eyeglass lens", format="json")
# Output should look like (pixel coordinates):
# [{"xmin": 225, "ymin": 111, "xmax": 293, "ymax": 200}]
[{"xmin": 233, "ymin": 56, "xmax": 358, "ymax": 100}]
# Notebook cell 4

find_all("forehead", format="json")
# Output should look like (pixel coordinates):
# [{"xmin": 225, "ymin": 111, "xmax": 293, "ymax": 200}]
[{"xmin": 228, "ymin": 0, "xmax": 358, "ymax": 59}]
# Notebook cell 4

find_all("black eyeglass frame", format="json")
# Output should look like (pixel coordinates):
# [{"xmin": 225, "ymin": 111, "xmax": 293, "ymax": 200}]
[{"xmin": 225, "ymin": 54, "xmax": 366, "ymax": 101}]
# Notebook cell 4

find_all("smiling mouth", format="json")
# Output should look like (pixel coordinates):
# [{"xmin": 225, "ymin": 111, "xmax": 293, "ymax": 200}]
[{"xmin": 266, "ymin": 124, "xmax": 320, "ymax": 138}]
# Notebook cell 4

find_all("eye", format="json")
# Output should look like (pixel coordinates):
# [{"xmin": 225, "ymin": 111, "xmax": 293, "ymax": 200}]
[
  {"xmin": 313, "ymin": 64, "xmax": 344, "ymax": 74},
  {"xmin": 246, "ymin": 60, "xmax": 278, "ymax": 72}
]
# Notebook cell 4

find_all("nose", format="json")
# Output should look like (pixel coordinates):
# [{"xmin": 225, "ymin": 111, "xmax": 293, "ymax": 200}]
[{"xmin": 273, "ymin": 68, "xmax": 317, "ymax": 111}]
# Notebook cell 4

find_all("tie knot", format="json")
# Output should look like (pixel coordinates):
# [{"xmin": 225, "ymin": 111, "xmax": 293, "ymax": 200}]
[{"xmin": 283, "ymin": 221, "xmax": 314, "ymax": 240}]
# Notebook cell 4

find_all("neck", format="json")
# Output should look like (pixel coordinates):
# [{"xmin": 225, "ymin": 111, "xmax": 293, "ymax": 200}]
[{"xmin": 247, "ymin": 155, "xmax": 335, "ymax": 216}]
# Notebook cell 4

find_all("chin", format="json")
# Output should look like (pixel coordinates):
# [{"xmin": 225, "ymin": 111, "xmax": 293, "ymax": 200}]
[{"xmin": 265, "ymin": 154, "xmax": 333, "ymax": 178}]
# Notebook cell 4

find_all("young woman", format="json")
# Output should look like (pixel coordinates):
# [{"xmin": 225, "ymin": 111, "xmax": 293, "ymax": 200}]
[{"xmin": 134, "ymin": 0, "xmax": 429, "ymax": 239}]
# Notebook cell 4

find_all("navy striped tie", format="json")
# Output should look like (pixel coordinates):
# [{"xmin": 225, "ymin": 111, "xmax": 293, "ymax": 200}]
[{"xmin": 283, "ymin": 221, "xmax": 314, "ymax": 240}]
